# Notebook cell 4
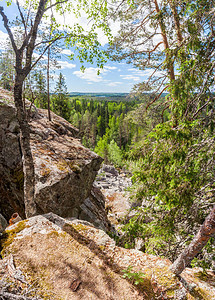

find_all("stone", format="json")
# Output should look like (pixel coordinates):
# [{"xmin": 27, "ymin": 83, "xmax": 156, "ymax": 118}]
[
  {"xmin": 79, "ymin": 186, "xmax": 113, "ymax": 232},
  {"xmin": 1, "ymin": 213, "xmax": 215, "ymax": 300},
  {"xmin": 0, "ymin": 214, "xmax": 7, "ymax": 233},
  {"xmin": 101, "ymin": 164, "xmax": 118, "ymax": 176},
  {"xmin": 0, "ymin": 89, "xmax": 106, "ymax": 229}
]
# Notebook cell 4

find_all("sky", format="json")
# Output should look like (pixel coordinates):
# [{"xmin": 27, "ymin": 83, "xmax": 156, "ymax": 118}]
[{"xmin": 0, "ymin": 0, "xmax": 157, "ymax": 93}]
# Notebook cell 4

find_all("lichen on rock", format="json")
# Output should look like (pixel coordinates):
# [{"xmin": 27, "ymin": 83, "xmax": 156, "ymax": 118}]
[
  {"xmin": 1, "ymin": 214, "xmax": 215, "ymax": 300},
  {"xmin": 0, "ymin": 89, "xmax": 110, "ymax": 231}
]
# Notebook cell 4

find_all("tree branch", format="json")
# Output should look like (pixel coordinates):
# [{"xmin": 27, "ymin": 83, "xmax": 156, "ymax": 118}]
[
  {"xmin": 145, "ymin": 85, "xmax": 169, "ymax": 111},
  {"xmin": 16, "ymin": 0, "xmax": 27, "ymax": 38},
  {"xmin": 44, "ymin": 0, "xmax": 68, "ymax": 12},
  {"xmin": 30, "ymin": 35, "xmax": 63, "ymax": 70},
  {"xmin": 0, "ymin": 6, "xmax": 18, "ymax": 54}
]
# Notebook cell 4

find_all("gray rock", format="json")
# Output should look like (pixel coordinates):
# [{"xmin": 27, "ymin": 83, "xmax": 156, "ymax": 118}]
[
  {"xmin": 0, "ymin": 214, "xmax": 8, "ymax": 233},
  {"xmin": 101, "ymin": 164, "xmax": 118, "ymax": 176},
  {"xmin": 0, "ymin": 89, "xmax": 109, "ymax": 230},
  {"xmin": 79, "ymin": 186, "xmax": 112, "ymax": 231}
]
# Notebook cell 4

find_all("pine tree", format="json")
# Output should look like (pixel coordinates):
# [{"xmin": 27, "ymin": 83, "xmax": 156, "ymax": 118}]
[{"xmin": 51, "ymin": 73, "xmax": 70, "ymax": 120}]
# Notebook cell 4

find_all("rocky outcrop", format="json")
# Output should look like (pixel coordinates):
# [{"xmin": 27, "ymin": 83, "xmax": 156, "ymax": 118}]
[
  {"xmin": 1, "ymin": 214, "xmax": 215, "ymax": 299},
  {"xmin": 0, "ymin": 214, "xmax": 7, "ymax": 233},
  {"xmin": 0, "ymin": 89, "xmax": 108, "ymax": 229}
]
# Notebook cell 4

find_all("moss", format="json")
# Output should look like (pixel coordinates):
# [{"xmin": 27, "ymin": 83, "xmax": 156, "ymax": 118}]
[
  {"xmin": 57, "ymin": 160, "xmax": 69, "ymax": 172},
  {"xmin": 57, "ymin": 159, "xmax": 82, "ymax": 174},
  {"xmin": 12, "ymin": 167, "xmax": 24, "ymax": 191},
  {"xmin": 0, "ymin": 220, "xmax": 28, "ymax": 257},
  {"xmin": 99, "ymin": 245, "xmax": 106, "ymax": 251},
  {"xmin": 69, "ymin": 162, "xmax": 82, "ymax": 173},
  {"xmin": 23, "ymin": 267, "xmax": 58, "ymax": 300},
  {"xmin": 193, "ymin": 271, "xmax": 214, "ymax": 282},
  {"xmin": 70, "ymin": 223, "xmax": 89, "ymax": 232},
  {"xmin": 40, "ymin": 167, "xmax": 51, "ymax": 177},
  {"xmin": 188, "ymin": 287, "xmax": 206, "ymax": 300}
]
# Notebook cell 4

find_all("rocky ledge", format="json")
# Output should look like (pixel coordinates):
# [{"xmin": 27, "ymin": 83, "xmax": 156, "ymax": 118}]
[
  {"xmin": 1, "ymin": 213, "xmax": 215, "ymax": 300},
  {"xmin": 0, "ymin": 88, "xmax": 110, "ymax": 231}
]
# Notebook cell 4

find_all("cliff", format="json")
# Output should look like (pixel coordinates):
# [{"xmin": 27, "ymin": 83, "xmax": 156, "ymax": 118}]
[{"xmin": 0, "ymin": 88, "xmax": 110, "ymax": 231}]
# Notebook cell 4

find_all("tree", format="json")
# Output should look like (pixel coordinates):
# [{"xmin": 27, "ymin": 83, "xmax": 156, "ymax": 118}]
[
  {"xmin": 51, "ymin": 72, "xmax": 70, "ymax": 120},
  {"xmin": 109, "ymin": 0, "xmax": 214, "ymax": 123},
  {"xmin": 108, "ymin": 139, "xmax": 122, "ymax": 167},
  {"xmin": 110, "ymin": 0, "xmax": 215, "ymax": 272},
  {"xmin": 170, "ymin": 205, "xmax": 215, "ymax": 275},
  {"xmin": 33, "ymin": 70, "xmax": 47, "ymax": 108},
  {"xmin": 0, "ymin": 39, "xmax": 15, "ymax": 90},
  {"xmin": 0, "ymin": 0, "xmax": 111, "ymax": 218}
]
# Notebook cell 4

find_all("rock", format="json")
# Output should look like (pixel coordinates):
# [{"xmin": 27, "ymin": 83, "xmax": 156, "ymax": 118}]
[
  {"xmin": 101, "ymin": 164, "xmax": 118, "ymax": 176},
  {"xmin": 134, "ymin": 237, "xmax": 145, "ymax": 252},
  {"xmin": 0, "ymin": 89, "xmax": 106, "ymax": 229},
  {"xmin": 94, "ymin": 163, "xmax": 132, "ymax": 228},
  {"xmin": 1, "ymin": 213, "xmax": 215, "ymax": 300},
  {"xmin": 79, "ymin": 186, "xmax": 113, "ymax": 232},
  {"xmin": 0, "ymin": 214, "xmax": 7, "ymax": 233}
]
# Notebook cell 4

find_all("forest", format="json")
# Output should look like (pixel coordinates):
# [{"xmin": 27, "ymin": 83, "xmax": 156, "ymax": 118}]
[{"xmin": 0, "ymin": 0, "xmax": 214, "ymax": 279}]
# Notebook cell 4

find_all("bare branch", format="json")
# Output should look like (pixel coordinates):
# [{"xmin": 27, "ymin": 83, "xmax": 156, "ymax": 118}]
[
  {"xmin": 192, "ymin": 99, "xmax": 211, "ymax": 119},
  {"xmin": 24, "ymin": 0, "xmax": 49, "ymax": 74},
  {"xmin": 44, "ymin": 0, "xmax": 68, "ymax": 12},
  {"xmin": 16, "ymin": 0, "xmax": 27, "ymax": 38},
  {"xmin": 0, "ymin": 6, "xmax": 18, "ymax": 54},
  {"xmin": 145, "ymin": 85, "xmax": 169, "ymax": 111},
  {"xmin": 30, "ymin": 35, "xmax": 63, "ymax": 70}
]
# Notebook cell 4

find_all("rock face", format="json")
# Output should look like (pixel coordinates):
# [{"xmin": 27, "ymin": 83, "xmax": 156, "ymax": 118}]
[
  {"xmin": 0, "ymin": 214, "xmax": 7, "ymax": 233},
  {"xmin": 1, "ymin": 214, "xmax": 215, "ymax": 300},
  {"xmin": 0, "ymin": 89, "xmax": 107, "ymax": 229}
]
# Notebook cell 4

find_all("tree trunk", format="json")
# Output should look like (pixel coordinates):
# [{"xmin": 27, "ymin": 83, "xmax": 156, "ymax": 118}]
[
  {"xmin": 170, "ymin": 205, "xmax": 215, "ymax": 275},
  {"xmin": 47, "ymin": 47, "xmax": 51, "ymax": 121},
  {"xmin": 154, "ymin": 0, "xmax": 175, "ymax": 81},
  {"xmin": 154, "ymin": 0, "xmax": 178, "ymax": 127},
  {"xmin": 169, "ymin": 1, "xmax": 183, "ymax": 45},
  {"xmin": 14, "ymin": 75, "xmax": 37, "ymax": 218}
]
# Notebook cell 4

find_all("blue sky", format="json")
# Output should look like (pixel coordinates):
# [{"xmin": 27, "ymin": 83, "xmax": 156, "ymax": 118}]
[{"xmin": 0, "ymin": 0, "xmax": 155, "ymax": 93}]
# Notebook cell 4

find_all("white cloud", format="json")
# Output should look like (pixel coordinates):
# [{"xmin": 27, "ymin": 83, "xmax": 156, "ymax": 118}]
[
  {"xmin": 104, "ymin": 66, "xmax": 118, "ymax": 70},
  {"xmin": 0, "ymin": 30, "xmax": 9, "ymax": 49},
  {"xmin": 73, "ymin": 67, "xmax": 106, "ymax": 83},
  {"xmin": 73, "ymin": 65, "xmax": 118, "ymax": 83},
  {"xmin": 61, "ymin": 49, "xmax": 74, "ymax": 56},
  {"xmin": 128, "ymin": 68, "xmax": 165, "ymax": 78},
  {"xmin": 120, "ymin": 75, "xmax": 140, "ymax": 81},
  {"xmin": 57, "ymin": 61, "xmax": 76, "ymax": 69},
  {"xmin": 107, "ymin": 82, "xmax": 123, "ymax": 87}
]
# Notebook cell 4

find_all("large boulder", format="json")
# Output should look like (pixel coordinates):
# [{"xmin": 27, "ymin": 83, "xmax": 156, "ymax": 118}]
[
  {"xmin": 0, "ymin": 214, "xmax": 7, "ymax": 233},
  {"xmin": 0, "ymin": 89, "xmax": 106, "ymax": 228},
  {"xmin": 1, "ymin": 213, "xmax": 215, "ymax": 299}
]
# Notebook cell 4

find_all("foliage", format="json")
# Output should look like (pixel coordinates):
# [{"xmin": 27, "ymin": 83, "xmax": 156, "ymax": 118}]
[
  {"xmin": 0, "ymin": 40, "xmax": 15, "ymax": 90},
  {"xmin": 33, "ymin": 70, "xmax": 47, "ymax": 109},
  {"xmin": 122, "ymin": 265, "xmax": 145, "ymax": 286},
  {"xmin": 106, "ymin": 0, "xmax": 215, "ymax": 271},
  {"xmin": 70, "ymin": 96, "xmax": 145, "ymax": 165},
  {"xmin": 51, "ymin": 73, "xmax": 70, "ymax": 120},
  {"xmin": 124, "ymin": 120, "xmax": 215, "ymax": 265}
]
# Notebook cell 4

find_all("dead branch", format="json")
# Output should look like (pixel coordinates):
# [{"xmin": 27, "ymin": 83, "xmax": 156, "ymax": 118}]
[
  {"xmin": 145, "ymin": 85, "xmax": 169, "ymax": 111},
  {"xmin": 0, "ymin": 7, "xmax": 18, "ymax": 55}
]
